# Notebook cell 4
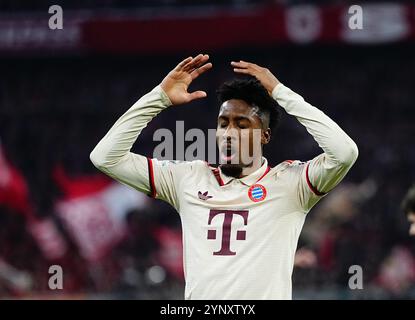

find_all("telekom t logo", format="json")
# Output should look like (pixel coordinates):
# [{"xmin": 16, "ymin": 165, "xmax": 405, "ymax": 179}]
[{"xmin": 207, "ymin": 209, "xmax": 249, "ymax": 256}]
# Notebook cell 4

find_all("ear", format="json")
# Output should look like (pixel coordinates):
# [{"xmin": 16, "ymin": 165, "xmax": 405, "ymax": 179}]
[{"xmin": 261, "ymin": 128, "xmax": 271, "ymax": 145}]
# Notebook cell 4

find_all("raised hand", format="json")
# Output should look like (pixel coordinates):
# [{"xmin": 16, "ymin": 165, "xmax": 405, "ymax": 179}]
[
  {"xmin": 160, "ymin": 54, "xmax": 212, "ymax": 105},
  {"xmin": 231, "ymin": 60, "xmax": 280, "ymax": 96}
]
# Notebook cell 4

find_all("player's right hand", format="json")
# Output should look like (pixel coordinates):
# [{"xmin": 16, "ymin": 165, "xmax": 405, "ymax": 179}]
[{"xmin": 160, "ymin": 54, "xmax": 212, "ymax": 105}]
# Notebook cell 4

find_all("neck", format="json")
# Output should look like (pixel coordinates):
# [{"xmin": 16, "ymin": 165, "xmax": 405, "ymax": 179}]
[{"xmin": 240, "ymin": 156, "xmax": 264, "ymax": 177}]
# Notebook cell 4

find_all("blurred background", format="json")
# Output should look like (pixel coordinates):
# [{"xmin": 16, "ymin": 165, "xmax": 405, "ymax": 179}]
[{"xmin": 0, "ymin": 0, "xmax": 415, "ymax": 299}]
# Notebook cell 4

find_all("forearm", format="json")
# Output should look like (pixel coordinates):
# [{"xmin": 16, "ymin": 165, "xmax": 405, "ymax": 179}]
[
  {"xmin": 272, "ymin": 83, "xmax": 358, "ymax": 166},
  {"xmin": 90, "ymin": 85, "xmax": 172, "ymax": 169}
]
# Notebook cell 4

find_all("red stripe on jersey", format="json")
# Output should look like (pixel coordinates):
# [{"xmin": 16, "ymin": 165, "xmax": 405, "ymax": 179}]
[
  {"xmin": 147, "ymin": 157, "xmax": 156, "ymax": 198},
  {"xmin": 305, "ymin": 162, "xmax": 325, "ymax": 196},
  {"xmin": 211, "ymin": 168, "xmax": 224, "ymax": 186},
  {"xmin": 284, "ymin": 160, "xmax": 294, "ymax": 164},
  {"xmin": 257, "ymin": 166, "xmax": 271, "ymax": 183}
]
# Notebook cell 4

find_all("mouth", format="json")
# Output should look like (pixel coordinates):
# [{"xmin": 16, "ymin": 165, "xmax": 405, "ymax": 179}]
[{"xmin": 220, "ymin": 144, "xmax": 238, "ymax": 163}]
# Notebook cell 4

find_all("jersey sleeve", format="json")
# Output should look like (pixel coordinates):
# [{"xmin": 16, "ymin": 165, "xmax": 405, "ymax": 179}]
[{"xmin": 272, "ymin": 83, "xmax": 358, "ymax": 212}]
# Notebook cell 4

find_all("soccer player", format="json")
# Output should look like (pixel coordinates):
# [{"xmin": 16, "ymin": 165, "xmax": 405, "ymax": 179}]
[
  {"xmin": 90, "ymin": 54, "xmax": 358, "ymax": 299},
  {"xmin": 401, "ymin": 185, "xmax": 415, "ymax": 237}
]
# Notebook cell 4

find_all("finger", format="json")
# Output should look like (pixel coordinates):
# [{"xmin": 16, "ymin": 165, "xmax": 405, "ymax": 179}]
[
  {"xmin": 183, "ymin": 54, "xmax": 204, "ymax": 72},
  {"xmin": 188, "ymin": 90, "xmax": 207, "ymax": 101},
  {"xmin": 182, "ymin": 55, "xmax": 202, "ymax": 72},
  {"xmin": 176, "ymin": 56, "xmax": 193, "ymax": 70},
  {"xmin": 240, "ymin": 60, "xmax": 256, "ymax": 66},
  {"xmin": 232, "ymin": 60, "xmax": 252, "ymax": 68},
  {"xmin": 231, "ymin": 61, "xmax": 248, "ymax": 68},
  {"xmin": 190, "ymin": 62, "xmax": 213, "ymax": 80},
  {"xmin": 240, "ymin": 60, "xmax": 262, "ymax": 71},
  {"xmin": 187, "ymin": 54, "xmax": 210, "ymax": 72},
  {"xmin": 233, "ymin": 68, "xmax": 252, "ymax": 75}
]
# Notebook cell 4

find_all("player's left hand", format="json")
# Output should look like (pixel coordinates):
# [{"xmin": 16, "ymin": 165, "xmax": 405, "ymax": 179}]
[{"xmin": 231, "ymin": 60, "xmax": 280, "ymax": 96}]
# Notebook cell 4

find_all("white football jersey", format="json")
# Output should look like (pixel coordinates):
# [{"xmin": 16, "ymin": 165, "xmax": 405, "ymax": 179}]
[
  {"xmin": 90, "ymin": 83, "xmax": 358, "ymax": 299},
  {"xmin": 149, "ymin": 157, "xmax": 323, "ymax": 300}
]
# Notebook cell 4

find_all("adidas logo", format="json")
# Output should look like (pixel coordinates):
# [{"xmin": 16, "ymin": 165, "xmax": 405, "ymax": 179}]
[{"xmin": 198, "ymin": 191, "xmax": 212, "ymax": 201}]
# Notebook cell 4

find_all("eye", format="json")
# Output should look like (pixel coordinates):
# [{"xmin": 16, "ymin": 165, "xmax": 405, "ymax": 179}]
[
  {"xmin": 219, "ymin": 122, "xmax": 228, "ymax": 128},
  {"xmin": 238, "ymin": 121, "xmax": 249, "ymax": 129}
]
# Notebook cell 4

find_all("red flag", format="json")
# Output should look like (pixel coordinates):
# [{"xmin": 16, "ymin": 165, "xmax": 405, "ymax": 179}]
[
  {"xmin": 0, "ymin": 143, "xmax": 33, "ymax": 217},
  {"xmin": 54, "ymin": 166, "xmax": 148, "ymax": 263},
  {"xmin": 0, "ymin": 143, "xmax": 68, "ymax": 260},
  {"xmin": 27, "ymin": 218, "xmax": 68, "ymax": 260}
]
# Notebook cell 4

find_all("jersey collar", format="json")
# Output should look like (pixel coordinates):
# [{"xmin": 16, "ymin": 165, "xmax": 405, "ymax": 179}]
[{"xmin": 218, "ymin": 157, "xmax": 270, "ymax": 186}]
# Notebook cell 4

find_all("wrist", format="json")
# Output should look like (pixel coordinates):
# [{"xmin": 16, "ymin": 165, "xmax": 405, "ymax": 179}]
[
  {"xmin": 271, "ymin": 82, "xmax": 284, "ymax": 99},
  {"xmin": 267, "ymin": 80, "xmax": 279, "ymax": 95},
  {"xmin": 156, "ymin": 85, "xmax": 173, "ymax": 107}
]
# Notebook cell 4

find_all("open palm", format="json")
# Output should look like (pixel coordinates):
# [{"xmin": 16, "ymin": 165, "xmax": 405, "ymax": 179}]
[{"xmin": 160, "ymin": 54, "xmax": 212, "ymax": 105}]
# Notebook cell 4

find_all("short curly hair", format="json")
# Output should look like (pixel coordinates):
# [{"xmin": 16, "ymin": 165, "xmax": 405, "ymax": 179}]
[{"xmin": 216, "ymin": 77, "xmax": 282, "ymax": 132}]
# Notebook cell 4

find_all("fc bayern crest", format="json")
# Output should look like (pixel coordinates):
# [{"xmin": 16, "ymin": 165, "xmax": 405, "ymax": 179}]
[{"xmin": 248, "ymin": 184, "xmax": 267, "ymax": 202}]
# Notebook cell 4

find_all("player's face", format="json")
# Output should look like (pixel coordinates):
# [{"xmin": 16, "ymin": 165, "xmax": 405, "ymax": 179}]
[
  {"xmin": 408, "ymin": 212, "xmax": 415, "ymax": 236},
  {"xmin": 216, "ymin": 99, "xmax": 268, "ymax": 167}
]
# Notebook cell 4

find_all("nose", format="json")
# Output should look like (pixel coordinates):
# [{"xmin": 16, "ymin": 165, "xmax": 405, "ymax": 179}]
[{"xmin": 223, "ymin": 125, "xmax": 238, "ymax": 140}]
